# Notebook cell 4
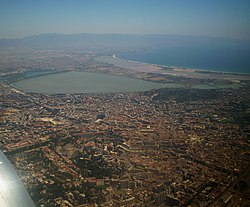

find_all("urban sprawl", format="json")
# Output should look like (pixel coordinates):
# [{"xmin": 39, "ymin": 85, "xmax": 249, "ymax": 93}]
[{"xmin": 0, "ymin": 51, "xmax": 250, "ymax": 207}]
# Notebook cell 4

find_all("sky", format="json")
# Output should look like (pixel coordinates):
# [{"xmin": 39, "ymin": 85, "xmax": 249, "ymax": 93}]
[{"xmin": 0, "ymin": 0, "xmax": 250, "ymax": 40}]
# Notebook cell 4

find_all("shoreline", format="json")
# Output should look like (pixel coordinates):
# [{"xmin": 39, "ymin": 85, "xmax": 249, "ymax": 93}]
[
  {"xmin": 106, "ymin": 55, "xmax": 250, "ymax": 81},
  {"xmin": 115, "ymin": 54, "xmax": 250, "ymax": 77},
  {"xmin": 1, "ymin": 55, "xmax": 249, "ymax": 94}
]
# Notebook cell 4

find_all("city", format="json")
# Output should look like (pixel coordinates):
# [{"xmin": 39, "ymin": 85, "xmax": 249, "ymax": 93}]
[
  {"xmin": 1, "ymin": 1, "xmax": 250, "ymax": 206},
  {"xmin": 0, "ymin": 70, "xmax": 249, "ymax": 206}
]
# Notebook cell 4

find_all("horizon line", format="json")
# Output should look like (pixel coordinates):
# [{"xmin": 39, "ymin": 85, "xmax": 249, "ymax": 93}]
[{"xmin": 0, "ymin": 32, "xmax": 249, "ymax": 42}]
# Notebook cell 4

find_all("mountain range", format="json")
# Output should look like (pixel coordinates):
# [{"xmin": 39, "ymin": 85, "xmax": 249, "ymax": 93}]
[{"xmin": 0, "ymin": 33, "xmax": 249, "ymax": 51}]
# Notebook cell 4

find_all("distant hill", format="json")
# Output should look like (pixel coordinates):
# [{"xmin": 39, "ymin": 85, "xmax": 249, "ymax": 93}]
[
  {"xmin": 0, "ymin": 33, "xmax": 249, "ymax": 73},
  {"xmin": 0, "ymin": 33, "xmax": 249, "ymax": 51}
]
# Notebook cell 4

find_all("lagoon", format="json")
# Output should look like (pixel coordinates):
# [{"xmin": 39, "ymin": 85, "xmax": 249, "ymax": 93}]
[{"xmin": 13, "ymin": 71, "xmax": 164, "ymax": 94}]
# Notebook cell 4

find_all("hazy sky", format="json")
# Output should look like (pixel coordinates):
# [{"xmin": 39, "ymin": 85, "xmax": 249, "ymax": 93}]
[{"xmin": 0, "ymin": 0, "xmax": 250, "ymax": 40}]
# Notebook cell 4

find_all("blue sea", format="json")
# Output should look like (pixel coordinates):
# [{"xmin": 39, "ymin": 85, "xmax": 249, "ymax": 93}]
[{"xmin": 119, "ymin": 46, "xmax": 250, "ymax": 74}]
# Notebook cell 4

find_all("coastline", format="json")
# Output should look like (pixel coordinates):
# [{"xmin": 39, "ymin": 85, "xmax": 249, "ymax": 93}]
[
  {"xmin": 1, "ymin": 54, "xmax": 249, "ymax": 95},
  {"xmin": 115, "ymin": 54, "xmax": 250, "ymax": 76},
  {"xmin": 107, "ymin": 55, "xmax": 250, "ymax": 81}
]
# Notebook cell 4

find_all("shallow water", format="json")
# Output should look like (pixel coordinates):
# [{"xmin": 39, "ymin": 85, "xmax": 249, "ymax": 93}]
[{"xmin": 13, "ymin": 71, "xmax": 164, "ymax": 94}]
